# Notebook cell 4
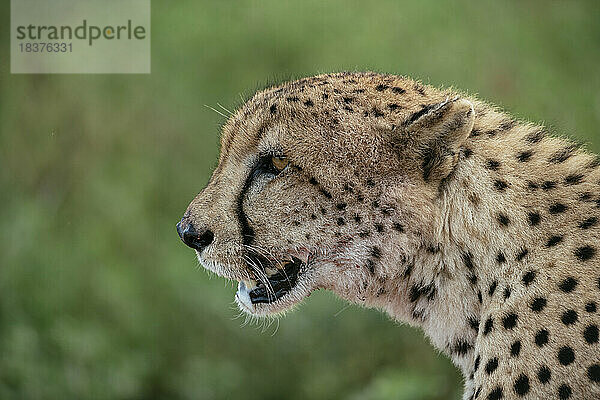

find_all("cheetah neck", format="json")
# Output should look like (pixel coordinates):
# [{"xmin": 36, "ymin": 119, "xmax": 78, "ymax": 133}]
[{"xmin": 376, "ymin": 110, "xmax": 599, "ymax": 377}]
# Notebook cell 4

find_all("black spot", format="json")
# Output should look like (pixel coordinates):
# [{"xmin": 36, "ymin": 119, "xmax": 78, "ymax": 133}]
[
  {"xmin": 483, "ymin": 318, "xmax": 494, "ymax": 335},
  {"xmin": 451, "ymin": 339, "xmax": 474, "ymax": 356},
  {"xmin": 541, "ymin": 181, "xmax": 557, "ymax": 191},
  {"xmin": 586, "ymin": 302, "xmax": 597, "ymax": 313},
  {"xmin": 366, "ymin": 259, "xmax": 375, "ymax": 274},
  {"xmin": 549, "ymin": 145, "xmax": 576, "ymax": 164},
  {"xmin": 468, "ymin": 274, "xmax": 478, "ymax": 286},
  {"xmin": 286, "ymin": 96, "xmax": 300, "ymax": 102},
  {"xmin": 500, "ymin": 119, "xmax": 516, "ymax": 131},
  {"xmin": 462, "ymin": 252, "xmax": 476, "ymax": 270},
  {"xmin": 319, "ymin": 188, "xmax": 332, "ymax": 199},
  {"xmin": 336, "ymin": 202, "xmax": 347, "ymax": 211},
  {"xmin": 375, "ymin": 84, "xmax": 388, "ymax": 91},
  {"xmin": 487, "ymin": 387, "xmax": 503, "ymax": 400},
  {"xmin": 588, "ymin": 364, "xmax": 600, "ymax": 383},
  {"xmin": 372, "ymin": 108, "xmax": 384, "ymax": 118},
  {"xmin": 468, "ymin": 317, "xmax": 480, "ymax": 331},
  {"xmin": 388, "ymin": 103, "xmax": 401, "ymax": 110},
  {"xmin": 584, "ymin": 325, "xmax": 599, "ymax": 344},
  {"xmin": 530, "ymin": 297, "xmax": 547, "ymax": 312},
  {"xmin": 525, "ymin": 129, "xmax": 546, "ymax": 143},
  {"xmin": 496, "ymin": 252, "xmax": 506, "ymax": 264},
  {"xmin": 513, "ymin": 374, "xmax": 529, "ymax": 396},
  {"xmin": 503, "ymin": 287, "xmax": 511, "ymax": 300},
  {"xmin": 474, "ymin": 355, "xmax": 480, "ymax": 372},
  {"xmin": 463, "ymin": 148, "xmax": 474, "ymax": 159},
  {"xmin": 516, "ymin": 248, "xmax": 529, "ymax": 261},
  {"xmin": 557, "ymin": 346, "xmax": 575, "ymax": 365},
  {"xmin": 502, "ymin": 313, "xmax": 518, "ymax": 329},
  {"xmin": 269, "ymin": 104, "xmax": 277, "ymax": 114},
  {"xmin": 546, "ymin": 235, "xmax": 563, "ymax": 247},
  {"xmin": 517, "ymin": 151, "xmax": 533, "ymax": 162},
  {"xmin": 558, "ymin": 384, "xmax": 572, "ymax": 399},
  {"xmin": 366, "ymin": 179, "xmax": 375, "ymax": 187},
  {"xmin": 426, "ymin": 244, "xmax": 440, "ymax": 254},
  {"xmin": 549, "ymin": 203, "xmax": 567, "ymax": 214},
  {"xmin": 527, "ymin": 181, "xmax": 539, "ymax": 191},
  {"xmin": 537, "ymin": 365, "xmax": 551, "ymax": 384},
  {"xmin": 320, "ymin": 206, "xmax": 327, "ymax": 215},
  {"xmin": 522, "ymin": 270, "xmax": 536, "ymax": 286},
  {"xmin": 561, "ymin": 310, "xmax": 578, "ymax": 325},
  {"xmin": 488, "ymin": 281, "xmax": 497, "ymax": 296},
  {"xmin": 485, "ymin": 357, "xmax": 499, "ymax": 375},
  {"xmin": 575, "ymin": 245, "xmax": 596, "ymax": 261},
  {"xmin": 579, "ymin": 217, "xmax": 598, "ymax": 230},
  {"xmin": 478, "ymin": 290, "xmax": 483, "ymax": 304},
  {"xmin": 580, "ymin": 192, "xmax": 593, "ymax": 201},
  {"xmin": 304, "ymin": 99, "xmax": 314, "ymax": 107},
  {"xmin": 392, "ymin": 222, "xmax": 404, "ymax": 232},
  {"xmin": 391, "ymin": 86, "xmax": 406, "ymax": 94},
  {"xmin": 342, "ymin": 96, "xmax": 353, "ymax": 104},
  {"xmin": 497, "ymin": 213, "xmax": 510, "ymax": 226},
  {"xmin": 402, "ymin": 263, "xmax": 413, "ymax": 278},
  {"xmin": 309, "ymin": 177, "xmax": 318, "ymax": 185},
  {"xmin": 353, "ymin": 214, "xmax": 362, "ymax": 223},
  {"xmin": 358, "ymin": 230, "xmax": 370, "ymax": 238},
  {"xmin": 486, "ymin": 160, "xmax": 501, "ymax": 170},
  {"xmin": 558, "ymin": 277, "xmax": 578, "ymax": 292},
  {"xmin": 336, "ymin": 217, "xmax": 345, "ymax": 226},
  {"xmin": 310, "ymin": 214, "xmax": 317, "ymax": 220},
  {"xmin": 564, "ymin": 173, "xmax": 584, "ymax": 185},
  {"xmin": 528, "ymin": 212, "xmax": 541, "ymax": 226},
  {"xmin": 510, "ymin": 340, "xmax": 521, "ymax": 357},
  {"xmin": 494, "ymin": 180, "xmax": 509, "ymax": 191},
  {"xmin": 370, "ymin": 246, "xmax": 381, "ymax": 259},
  {"xmin": 409, "ymin": 282, "xmax": 435, "ymax": 302},
  {"xmin": 535, "ymin": 329, "xmax": 549, "ymax": 347},
  {"xmin": 374, "ymin": 223, "xmax": 384, "ymax": 233},
  {"xmin": 411, "ymin": 309, "xmax": 425, "ymax": 321}
]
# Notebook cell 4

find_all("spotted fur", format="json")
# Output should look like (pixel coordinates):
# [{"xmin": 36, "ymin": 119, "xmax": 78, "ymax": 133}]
[{"xmin": 179, "ymin": 72, "xmax": 600, "ymax": 399}]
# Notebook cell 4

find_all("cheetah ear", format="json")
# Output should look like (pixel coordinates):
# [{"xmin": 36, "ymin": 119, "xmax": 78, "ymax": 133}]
[{"xmin": 403, "ymin": 97, "xmax": 475, "ymax": 183}]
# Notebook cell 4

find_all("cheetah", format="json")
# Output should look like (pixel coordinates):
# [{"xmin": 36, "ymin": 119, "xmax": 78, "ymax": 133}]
[{"xmin": 177, "ymin": 72, "xmax": 600, "ymax": 399}]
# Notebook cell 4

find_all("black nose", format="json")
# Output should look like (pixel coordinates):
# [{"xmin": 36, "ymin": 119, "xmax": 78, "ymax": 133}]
[{"xmin": 176, "ymin": 221, "xmax": 214, "ymax": 252}]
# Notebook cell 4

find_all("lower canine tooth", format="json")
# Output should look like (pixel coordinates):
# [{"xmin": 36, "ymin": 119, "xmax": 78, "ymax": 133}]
[{"xmin": 265, "ymin": 267, "xmax": 278, "ymax": 277}]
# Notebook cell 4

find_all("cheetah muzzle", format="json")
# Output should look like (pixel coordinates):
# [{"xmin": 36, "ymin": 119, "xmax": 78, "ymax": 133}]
[{"xmin": 178, "ymin": 72, "xmax": 600, "ymax": 400}]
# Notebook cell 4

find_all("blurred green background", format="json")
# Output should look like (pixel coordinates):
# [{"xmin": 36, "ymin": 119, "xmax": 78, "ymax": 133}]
[{"xmin": 1, "ymin": 1, "xmax": 599, "ymax": 399}]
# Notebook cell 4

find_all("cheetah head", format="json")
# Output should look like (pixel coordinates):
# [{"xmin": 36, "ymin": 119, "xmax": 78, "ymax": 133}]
[{"xmin": 177, "ymin": 73, "xmax": 474, "ymax": 317}]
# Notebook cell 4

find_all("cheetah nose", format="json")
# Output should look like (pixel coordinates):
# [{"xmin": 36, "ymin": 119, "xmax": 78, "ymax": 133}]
[{"xmin": 176, "ymin": 220, "xmax": 214, "ymax": 253}]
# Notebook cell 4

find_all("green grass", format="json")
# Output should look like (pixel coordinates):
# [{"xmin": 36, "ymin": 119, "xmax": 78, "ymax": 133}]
[{"xmin": 0, "ymin": 1, "xmax": 599, "ymax": 399}]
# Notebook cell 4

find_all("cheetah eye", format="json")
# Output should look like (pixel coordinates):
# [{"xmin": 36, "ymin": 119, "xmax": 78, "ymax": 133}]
[{"xmin": 270, "ymin": 155, "xmax": 289, "ymax": 172}]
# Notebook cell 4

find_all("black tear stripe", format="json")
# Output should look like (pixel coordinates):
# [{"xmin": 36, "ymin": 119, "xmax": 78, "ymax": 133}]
[{"xmin": 236, "ymin": 166, "xmax": 260, "ymax": 245}]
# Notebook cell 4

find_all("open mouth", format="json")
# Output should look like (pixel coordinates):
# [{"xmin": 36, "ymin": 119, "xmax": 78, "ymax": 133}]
[{"xmin": 236, "ymin": 256, "xmax": 304, "ymax": 309}]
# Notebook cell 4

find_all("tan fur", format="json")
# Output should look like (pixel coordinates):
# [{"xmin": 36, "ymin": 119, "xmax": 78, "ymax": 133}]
[{"xmin": 179, "ymin": 72, "xmax": 600, "ymax": 399}]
